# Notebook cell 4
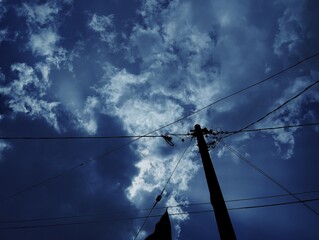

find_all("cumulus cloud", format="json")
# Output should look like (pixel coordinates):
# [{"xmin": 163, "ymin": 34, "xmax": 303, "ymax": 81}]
[
  {"xmin": 89, "ymin": 5, "xmax": 318, "ymax": 238},
  {"xmin": 273, "ymin": 4, "xmax": 304, "ymax": 56},
  {"xmin": 74, "ymin": 96, "xmax": 99, "ymax": 134},
  {"xmin": 0, "ymin": 28, "xmax": 7, "ymax": 44},
  {"xmin": 16, "ymin": 1, "xmax": 71, "ymax": 69},
  {"xmin": 0, "ymin": 63, "xmax": 60, "ymax": 130},
  {"xmin": 0, "ymin": 1, "xmax": 7, "ymax": 20},
  {"xmin": 18, "ymin": 2, "xmax": 59, "ymax": 26},
  {"xmin": 0, "ymin": 140, "xmax": 10, "ymax": 162},
  {"xmin": 28, "ymin": 29, "xmax": 59, "ymax": 56},
  {"xmin": 88, "ymin": 13, "xmax": 117, "ymax": 48},
  {"xmin": 256, "ymin": 77, "xmax": 318, "ymax": 159}
]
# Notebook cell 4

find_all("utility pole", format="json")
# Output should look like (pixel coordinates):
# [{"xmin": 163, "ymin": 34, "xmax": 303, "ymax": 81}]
[{"xmin": 192, "ymin": 124, "xmax": 236, "ymax": 240}]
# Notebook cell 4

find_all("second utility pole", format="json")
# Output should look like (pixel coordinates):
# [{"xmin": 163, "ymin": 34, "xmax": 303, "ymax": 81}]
[{"xmin": 193, "ymin": 124, "xmax": 236, "ymax": 240}]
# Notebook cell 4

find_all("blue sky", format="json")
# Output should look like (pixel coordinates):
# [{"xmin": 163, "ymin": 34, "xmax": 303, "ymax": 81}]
[{"xmin": 0, "ymin": 0, "xmax": 319, "ymax": 239}]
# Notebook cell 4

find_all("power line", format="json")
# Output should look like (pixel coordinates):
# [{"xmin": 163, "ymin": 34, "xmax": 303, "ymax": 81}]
[
  {"xmin": 220, "ymin": 140, "xmax": 319, "ymax": 217},
  {"xmin": 0, "ymin": 135, "xmax": 162, "ymax": 140},
  {"xmin": 0, "ymin": 138, "xmax": 140, "ymax": 203},
  {"xmin": 0, "ymin": 198, "xmax": 318, "ymax": 230},
  {"xmin": 160, "ymin": 138, "xmax": 193, "ymax": 195},
  {"xmin": 1, "ymin": 53, "xmax": 318, "ymax": 204},
  {"xmin": 143, "ymin": 53, "xmax": 319, "ymax": 135},
  {"xmin": 221, "ymin": 122, "xmax": 319, "ymax": 134},
  {"xmin": 133, "ymin": 138, "xmax": 193, "ymax": 240},
  {"xmin": 223, "ymin": 80, "xmax": 319, "ymax": 138},
  {"xmin": 1, "ymin": 188, "xmax": 318, "ymax": 225}
]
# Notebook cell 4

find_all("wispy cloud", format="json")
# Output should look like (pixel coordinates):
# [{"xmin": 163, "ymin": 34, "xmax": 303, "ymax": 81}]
[
  {"xmin": 0, "ymin": 63, "xmax": 60, "ymax": 130},
  {"xmin": 88, "ymin": 13, "xmax": 117, "ymax": 49}
]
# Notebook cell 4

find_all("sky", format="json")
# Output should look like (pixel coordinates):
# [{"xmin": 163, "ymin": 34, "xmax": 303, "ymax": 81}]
[{"xmin": 0, "ymin": 0, "xmax": 319, "ymax": 239}]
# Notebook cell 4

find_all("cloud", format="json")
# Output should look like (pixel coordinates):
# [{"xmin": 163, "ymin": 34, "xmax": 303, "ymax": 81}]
[
  {"xmin": 0, "ymin": 140, "xmax": 10, "ymax": 162},
  {"xmin": 16, "ymin": 1, "xmax": 72, "ymax": 69},
  {"xmin": 73, "ymin": 96, "xmax": 99, "ymax": 134},
  {"xmin": 28, "ymin": 29, "xmax": 60, "ymax": 57},
  {"xmin": 273, "ymin": 3, "xmax": 304, "ymax": 56},
  {"xmin": 18, "ymin": 2, "xmax": 59, "ymax": 26},
  {"xmin": 255, "ymin": 77, "xmax": 318, "ymax": 159},
  {"xmin": 88, "ymin": 13, "xmax": 117, "ymax": 48},
  {"xmin": 0, "ymin": 28, "xmax": 7, "ymax": 44},
  {"xmin": 0, "ymin": 63, "xmax": 60, "ymax": 130},
  {"xmin": 0, "ymin": 1, "xmax": 7, "ymax": 20}
]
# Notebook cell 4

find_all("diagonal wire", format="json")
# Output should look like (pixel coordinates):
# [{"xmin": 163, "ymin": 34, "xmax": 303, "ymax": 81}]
[
  {"xmin": 143, "ymin": 53, "xmax": 319, "ymax": 136},
  {"xmin": 0, "ymin": 138, "xmax": 140, "ymax": 203},
  {"xmin": 1, "ymin": 54, "xmax": 318, "ymax": 204},
  {"xmin": 0, "ymin": 198, "xmax": 318, "ymax": 230},
  {"xmin": 0, "ymin": 135, "xmax": 162, "ymax": 140},
  {"xmin": 220, "ymin": 140, "xmax": 319, "ymax": 217},
  {"xmin": 222, "ymin": 122, "xmax": 319, "ymax": 134},
  {"xmin": 133, "ymin": 138, "xmax": 193, "ymax": 240},
  {"xmin": 223, "ymin": 79, "xmax": 319, "ymax": 138},
  {"xmin": 1, "ymin": 188, "xmax": 319, "ymax": 225},
  {"xmin": 160, "ymin": 137, "xmax": 194, "ymax": 195}
]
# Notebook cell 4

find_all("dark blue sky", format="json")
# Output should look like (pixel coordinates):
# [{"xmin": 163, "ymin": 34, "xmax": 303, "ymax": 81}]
[{"xmin": 0, "ymin": 0, "xmax": 319, "ymax": 239}]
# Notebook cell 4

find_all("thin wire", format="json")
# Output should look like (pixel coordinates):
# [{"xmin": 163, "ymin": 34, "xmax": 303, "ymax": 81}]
[
  {"xmin": 0, "ymin": 198, "xmax": 318, "ymax": 230},
  {"xmin": 1, "ymin": 53, "xmax": 318, "ymax": 204},
  {"xmin": 223, "ymin": 80, "xmax": 319, "ymax": 138},
  {"xmin": 0, "ymin": 138, "xmax": 140, "ymax": 203},
  {"xmin": 1, "ymin": 188, "xmax": 318, "ymax": 225},
  {"xmin": 222, "ymin": 122, "xmax": 319, "ymax": 134},
  {"xmin": 0, "ymin": 135, "xmax": 162, "ymax": 140},
  {"xmin": 142, "ymin": 53, "xmax": 319, "ymax": 136},
  {"xmin": 220, "ymin": 140, "xmax": 319, "ymax": 217},
  {"xmin": 160, "ymin": 137, "xmax": 193, "ymax": 195},
  {"xmin": 133, "ymin": 138, "xmax": 193, "ymax": 240}
]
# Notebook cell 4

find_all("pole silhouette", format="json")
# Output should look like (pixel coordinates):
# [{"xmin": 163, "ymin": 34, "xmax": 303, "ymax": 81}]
[{"xmin": 193, "ymin": 124, "xmax": 236, "ymax": 240}]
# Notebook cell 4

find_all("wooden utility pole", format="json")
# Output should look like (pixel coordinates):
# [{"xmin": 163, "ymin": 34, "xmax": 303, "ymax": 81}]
[{"xmin": 192, "ymin": 124, "xmax": 236, "ymax": 240}]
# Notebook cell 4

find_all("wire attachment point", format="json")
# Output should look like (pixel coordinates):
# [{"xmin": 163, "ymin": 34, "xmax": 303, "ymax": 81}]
[{"xmin": 161, "ymin": 135, "xmax": 174, "ymax": 146}]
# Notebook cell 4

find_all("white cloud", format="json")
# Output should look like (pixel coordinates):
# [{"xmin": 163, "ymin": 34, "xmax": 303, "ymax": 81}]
[
  {"xmin": 28, "ymin": 29, "xmax": 60, "ymax": 57},
  {"xmin": 19, "ymin": 2, "xmax": 59, "ymax": 26},
  {"xmin": 88, "ymin": 13, "xmax": 117, "ymax": 48},
  {"xmin": 0, "ymin": 28, "xmax": 7, "ymax": 44},
  {"xmin": 16, "ymin": 1, "xmax": 72, "ymax": 69},
  {"xmin": 0, "ymin": 68, "xmax": 4, "ymax": 82},
  {"xmin": 76, "ymin": 96, "xmax": 99, "ymax": 134},
  {"xmin": 256, "ymin": 77, "xmax": 317, "ymax": 159},
  {"xmin": 0, "ymin": 63, "xmax": 60, "ymax": 130},
  {"xmin": 0, "ymin": 1, "xmax": 7, "ymax": 20},
  {"xmin": 0, "ymin": 141, "xmax": 10, "ymax": 162},
  {"xmin": 273, "ymin": 2, "xmax": 305, "ymax": 56}
]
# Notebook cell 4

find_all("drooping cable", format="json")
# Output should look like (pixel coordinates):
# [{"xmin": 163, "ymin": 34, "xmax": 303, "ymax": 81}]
[
  {"xmin": 220, "ymin": 140, "xmax": 319, "ymax": 217},
  {"xmin": 223, "ymin": 80, "xmax": 319, "ymax": 138},
  {"xmin": 222, "ymin": 122, "xmax": 319, "ymax": 134},
  {"xmin": 142, "ymin": 53, "xmax": 319, "ymax": 136},
  {"xmin": 0, "ymin": 135, "xmax": 162, "ymax": 140},
  {"xmin": 133, "ymin": 138, "xmax": 193, "ymax": 240},
  {"xmin": 1, "ymin": 188, "xmax": 318, "ymax": 225},
  {"xmin": 0, "ymin": 138, "xmax": 140, "ymax": 203},
  {"xmin": 1, "ymin": 54, "xmax": 318, "ymax": 205},
  {"xmin": 0, "ymin": 198, "xmax": 318, "ymax": 230}
]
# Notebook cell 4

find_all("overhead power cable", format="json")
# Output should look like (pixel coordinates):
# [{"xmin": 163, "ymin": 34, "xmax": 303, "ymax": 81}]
[
  {"xmin": 220, "ymin": 140, "xmax": 319, "ymax": 217},
  {"xmin": 0, "ymin": 135, "xmax": 162, "ymax": 140},
  {"xmin": 0, "ymin": 198, "xmax": 318, "ymax": 230},
  {"xmin": 133, "ymin": 138, "xmax": 193, "ymax": 240},
  {"xmin": 1, "ymin": 188, "xmax": 319, "ymax": 225},
  {"xmin": 222, "ymin": 122, "xmax": 319, "ymax": 134},
  {"xmin": 1, "ymin": 53, "xmax": 318, "ymax": 205},
  {"xmin": 143, "ymin": 53, "xmax": 319, "ymax": 136},
  {"xmin": 223, "ymin": 80, "xmax": 319, "ymax": 138},
  {"xmin": 0, "ymin": 138, "xmax": 140, "ymax": 204}
]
